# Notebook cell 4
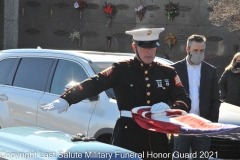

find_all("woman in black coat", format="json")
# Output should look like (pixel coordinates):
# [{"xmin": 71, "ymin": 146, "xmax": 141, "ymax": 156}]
[{"xmin": 219, "ymin": 52, "xmax": 240, "ymax": 106}]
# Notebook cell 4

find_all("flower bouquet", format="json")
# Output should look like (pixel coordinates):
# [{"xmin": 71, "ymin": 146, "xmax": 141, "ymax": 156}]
[
  {"xmin": 165, "ymin": 2, "xmax": 179, "ymax": 21},
  {"xmin": 74, "ymin": 0, "xmax": 87, "ymax": 18},
  {"xmin": 164, "ymin": 33, "xmax": 177, "ymax": 50},
  {"xmin": 69, "ymin": 30, "xmax": 81, "ymax": 46},
  {"xmin": 135, "ymin": 5, "xmax": 146, "ymax": 22},
  {"xmin": 103, "ymin": 2, "xmax": 115, "ymax": 27}
]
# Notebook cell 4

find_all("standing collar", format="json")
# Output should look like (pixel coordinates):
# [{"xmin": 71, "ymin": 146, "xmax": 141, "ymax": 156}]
[{"xmin": 133, "ymin": 57, "xmax": 154, "ymax": 69}]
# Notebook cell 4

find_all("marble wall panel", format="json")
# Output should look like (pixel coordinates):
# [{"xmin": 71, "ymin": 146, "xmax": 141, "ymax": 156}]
[{"xmin": 2, "ymin": 0, "xmax": 238, "ymax": 77}]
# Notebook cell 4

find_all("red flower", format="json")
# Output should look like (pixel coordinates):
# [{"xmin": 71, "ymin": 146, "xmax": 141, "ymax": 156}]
[
  {"xmin": 77, "ymin": 1, "xmax": 86, "ymax": 9},
  {"xmin": 74, "ymin": 0, "xmax": 86, "ymax": 9},
  {"xmin": 103, "ymin": 3, "xmax": 115, "ymax": 27},
  {"xmin": 104, "ymin": 5, "xmax": 113, "ymax": 14},
  {"xmin": 135, "ymin": 5, "xmax": 146, "ymax": 22}
]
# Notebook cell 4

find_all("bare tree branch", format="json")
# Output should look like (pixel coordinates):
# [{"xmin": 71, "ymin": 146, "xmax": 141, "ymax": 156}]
[{"xmin": 207, "ymin": 0, "xmax": 240, "ymax": 32}]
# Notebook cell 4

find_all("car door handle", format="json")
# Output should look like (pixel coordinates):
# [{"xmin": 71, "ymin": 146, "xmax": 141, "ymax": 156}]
[
  {"xmin": 0, "ymin": 94, "xmax": 8, "ymax": 101},
  {"xmin": 40, "ymin": 103, "xmax": 48, "ymax": 108}
]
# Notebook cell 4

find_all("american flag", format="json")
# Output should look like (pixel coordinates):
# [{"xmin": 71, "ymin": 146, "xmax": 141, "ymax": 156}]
[{"xmin": 131, "ymin": 104, "xmax": 240, "ymax": 141}]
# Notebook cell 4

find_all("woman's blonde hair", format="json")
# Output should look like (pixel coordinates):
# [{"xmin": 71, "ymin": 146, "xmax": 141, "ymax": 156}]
[{"xmin": 225, "ymin": 52, "xmax": 240, "ymax": 71}]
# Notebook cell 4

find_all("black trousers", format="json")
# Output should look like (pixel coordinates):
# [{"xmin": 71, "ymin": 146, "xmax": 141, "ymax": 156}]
[{"xmin": 112, "ymin": 117, "xmax": 170, "ymax": 160}]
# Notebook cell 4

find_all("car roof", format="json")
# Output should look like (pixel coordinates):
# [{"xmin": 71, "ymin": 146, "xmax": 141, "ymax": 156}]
[
  {"xmin": 0, "ymin": 126, "xmax": 140, "ymax": 159},
  {"xmin": 0, "ymin": 48, "xmax": 173, "ymax": 65}
]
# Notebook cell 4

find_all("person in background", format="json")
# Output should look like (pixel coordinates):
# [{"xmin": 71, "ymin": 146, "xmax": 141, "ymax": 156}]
[
  {"xmin": 171, "ymin": 34, "xmax": 220, "ymax": 160},
  {"xmin": 40, "ymin": 28, "xmax": 191, "ymax": 160},
  {"xmin": 219, "ymin": 52, "xmax": 240, "ymax": 106}
]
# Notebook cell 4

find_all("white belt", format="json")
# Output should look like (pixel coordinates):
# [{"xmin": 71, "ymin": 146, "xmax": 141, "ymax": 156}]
[{"xmin": 120, "ymin": 110, "xmax": 132, "ymax": 118}]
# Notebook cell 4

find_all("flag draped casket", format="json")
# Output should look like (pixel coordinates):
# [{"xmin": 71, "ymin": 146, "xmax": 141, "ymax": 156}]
[{"xmin": 131, "ymin": 106, "xmax": 240, "ymax": 141}]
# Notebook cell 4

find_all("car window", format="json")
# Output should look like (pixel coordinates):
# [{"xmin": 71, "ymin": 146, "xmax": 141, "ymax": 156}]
[
  {"xmin": 13, "ymin": 57, "xmax": 53, "ymax": 91},
  {"xmin": 0, "ymin": 58, "xmax": 16, "ymax": 84},
  {"xmin": 50, "ymin": 60, "xmax": 88, "ymax": 95},
  {"xmin": 91, "ymin": 62, "xmax": 114, "ymax": 73},
  {"xmin": 91, "ymin": 62, "xmax": 116, "ymax": 99}
]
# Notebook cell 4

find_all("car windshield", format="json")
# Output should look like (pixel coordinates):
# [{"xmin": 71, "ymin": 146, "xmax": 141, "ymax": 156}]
[{"xmin": 91, "ymin": 62, "xmax": 116, "ymax": 99}]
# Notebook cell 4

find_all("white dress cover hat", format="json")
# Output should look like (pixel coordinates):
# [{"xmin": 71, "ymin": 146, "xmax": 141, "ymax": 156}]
[{"xmin": 126, "ymin": 28, "xmax": 165, "ymax": 48}]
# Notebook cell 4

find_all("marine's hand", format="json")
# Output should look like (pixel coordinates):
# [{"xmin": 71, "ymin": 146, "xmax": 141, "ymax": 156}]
[
  {"xmin": 39, "ymin": 98, "xmax": 69, "ymax": 114},
  {"xmin": 150, "ymin": 102, "xmax": 170, "ymax": 113}
]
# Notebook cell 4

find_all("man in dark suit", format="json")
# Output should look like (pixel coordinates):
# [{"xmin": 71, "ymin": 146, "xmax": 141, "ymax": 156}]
[{"xmin": 171, "ymin": 34, "xmax": 220, "ymax": 160}]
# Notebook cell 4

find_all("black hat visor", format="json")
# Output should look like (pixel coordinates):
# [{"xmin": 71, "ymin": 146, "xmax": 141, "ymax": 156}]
[{"xmin": 134, "ymin": 40, "xmax": 160, "ymax": 48}]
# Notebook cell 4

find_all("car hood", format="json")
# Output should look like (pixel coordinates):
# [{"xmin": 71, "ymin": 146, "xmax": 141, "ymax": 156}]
[
  {"xmin": 218, "ymin": 102, "xmax": 240, "ymax": 126},
  {"xmin": 0, "ymin": 127, "xmax": 140, "ymax": 160}
]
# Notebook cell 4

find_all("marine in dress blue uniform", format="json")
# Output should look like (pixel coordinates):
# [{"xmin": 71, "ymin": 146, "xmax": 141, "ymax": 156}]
[{"xmin": 41, "ymin": 28, "xmax": 191, "ymax": 160}]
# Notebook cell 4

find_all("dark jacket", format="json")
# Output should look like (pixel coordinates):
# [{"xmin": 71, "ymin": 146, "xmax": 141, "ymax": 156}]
[
  {"xmin": 172, "ymin": 59, "xmax": 220, "ymax": 122},
  {"xmin": 219, "ymin": 70, "xmax": 240, "ymax": 106},
  {"xmin": 60, "ymin": 57, "xmax": 191, "ymax": 159}
]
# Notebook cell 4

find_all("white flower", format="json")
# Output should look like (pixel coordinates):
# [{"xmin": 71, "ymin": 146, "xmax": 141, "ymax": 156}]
[
  {"xmin": 74, "ymin": 1, "xmax": 79, "ymax": 8},
  {"xmin": 69, "ymin": 30, "xmax": 80, "ymax": 41},
  {"xmin": 135, "ymin": 5, "xmax": 144, "ymax": 12}
]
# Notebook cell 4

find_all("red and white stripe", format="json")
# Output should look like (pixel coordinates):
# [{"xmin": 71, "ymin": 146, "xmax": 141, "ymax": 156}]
[{"xmin": 131, "ymin": 104, "xmax": 240, "ymax": 140}]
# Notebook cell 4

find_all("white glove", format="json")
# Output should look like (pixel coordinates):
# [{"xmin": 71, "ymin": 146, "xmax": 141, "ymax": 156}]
[
  {"xmin": 150, "ymin": 102, "xmax": 170, "ymax": 113},
  {"xmin": 40, "ymin": 98, "xmax": 69, "ymax": 114}
]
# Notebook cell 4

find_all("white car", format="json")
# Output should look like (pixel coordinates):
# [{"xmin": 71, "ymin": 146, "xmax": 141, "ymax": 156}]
[
  {"xmin": 210, "ymin": 102, "xmax": 240, "ymax": 159},
  {"xmin": 0, "ymin": 48, "xmax": 172, "ymax": 144},
  {"xmin": 0, "ymin": 126, "xmax": 141, "ymax": 160}
]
